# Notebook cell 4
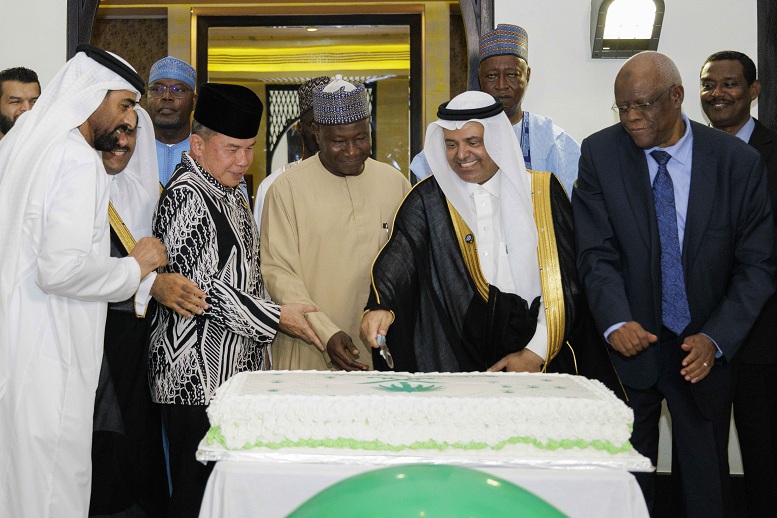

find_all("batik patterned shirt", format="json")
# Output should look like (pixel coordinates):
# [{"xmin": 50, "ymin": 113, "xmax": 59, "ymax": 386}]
[{"xmin": 149, "ymin": 152, "xmax": 280, "ymax": 405}]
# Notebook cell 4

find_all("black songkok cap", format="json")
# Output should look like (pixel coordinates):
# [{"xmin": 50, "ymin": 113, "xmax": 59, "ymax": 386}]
[
  {"xmin": 194, "ymin": 83, "xmax": 263, "ymax": 139},
  {"xmin": 437, "ymin": 95, "xmax": 504, "ymax": 121},
  {"xmin": 75, "ymin": 43, "xmax": 145, "ymax": 95}
]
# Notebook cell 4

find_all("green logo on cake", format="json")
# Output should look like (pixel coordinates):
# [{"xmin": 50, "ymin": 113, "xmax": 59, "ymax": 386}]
[{"xmin": 376, "ymin": 381, "xmax": 442, "ymax": 393}]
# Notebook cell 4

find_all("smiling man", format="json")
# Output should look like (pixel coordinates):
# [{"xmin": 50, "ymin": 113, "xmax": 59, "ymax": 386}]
[
  {"xmin": 360, "ymin": 91, "xmax": 621, "ymax": 393},
  {"xmin": 91, "ymin": 106, "xmax": 172, "ymax": 516},
  {"xmin": 701, "ymin": 50, "xmax": 777, "ymax": 518},
  {"xmin": 0, "ymin": 66, "xmax": 40, "ymax": 141},
  {"xmin": 148, "ymin": 83, "xmax": 321, "ymax": 515},
  {"xmin": 410, "ymin": 24, "xmax": 580, "ymax": 198},
  {"xmin": 261, "ymin": 76, "xmax": 409, "ymax": 371},
  {"xmin": 94, "ymin": 104, "xmax": 212, "ymax": 516},
  {"xmin": 0, "ymin": 45, "xmax": 168, "ymax": 518},
  {"xmin": 573, "ymin": 51, "xmax": 775, "ymax": 517}
]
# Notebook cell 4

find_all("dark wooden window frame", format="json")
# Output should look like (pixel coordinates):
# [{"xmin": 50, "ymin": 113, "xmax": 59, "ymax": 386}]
[
  {"xmin": 67, "ymin": 1, "xmax": 494, "ymax": 137},
  {"xmin": 196, "ymin": 13, "xmax": 423, "ymax": 160},
  {"xmin": 67, "ymin": 0, "xmax": 99, "ymax": 58},
  {"xmin": 460, "ymin": 0, "xmax": 493, "ymax": 89},
  {"xmin": 758, "ymin": 0, "xmax": 776, "ymax": 129}
]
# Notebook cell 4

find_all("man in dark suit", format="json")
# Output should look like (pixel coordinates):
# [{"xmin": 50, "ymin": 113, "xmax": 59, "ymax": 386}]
[
  {"xmin": 701, "ymin": 50, "xmax": 777, "ymax": 518},
  {"xmin": 573, "ymin": 51, "xmax": 775, "ymax": 517}
]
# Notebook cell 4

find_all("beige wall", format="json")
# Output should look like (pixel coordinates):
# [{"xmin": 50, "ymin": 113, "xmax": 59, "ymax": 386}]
[
  {"xmin": 91, "ymin": 18, "xmax": 168, "ymax": 89},
  {"xmin": 375, "ymin": 77, "xmax": 410, "ymax": 177}
]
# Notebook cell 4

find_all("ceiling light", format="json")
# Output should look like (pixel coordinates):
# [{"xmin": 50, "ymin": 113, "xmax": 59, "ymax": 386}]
[{"xmin": 591, "ymin": 0, "xmax": 665, "ymax": 59}]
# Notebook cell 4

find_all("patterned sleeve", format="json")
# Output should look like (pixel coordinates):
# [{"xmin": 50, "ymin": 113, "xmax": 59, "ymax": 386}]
[
  {"xmin": 208, "ymin": 279, "xmax": 280, "ymax": 343},
  {"xmin": 154, "ymin": 183, "xmax": 280, "ymax": 342}
]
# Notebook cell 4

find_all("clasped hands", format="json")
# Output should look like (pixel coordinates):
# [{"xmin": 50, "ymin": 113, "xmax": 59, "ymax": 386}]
[{"xmin": 608, "ymin": 321, "xmax": 716, "ymax": 383}]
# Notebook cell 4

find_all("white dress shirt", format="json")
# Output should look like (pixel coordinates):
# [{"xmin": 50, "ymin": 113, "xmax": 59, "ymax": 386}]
[{"xmin": 468, "ymin": 173, "xmax": 548, "ymax": 361}]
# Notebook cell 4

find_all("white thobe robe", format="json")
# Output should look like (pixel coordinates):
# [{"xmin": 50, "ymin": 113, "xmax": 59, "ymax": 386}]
[{"xmin": 0, "ymin": 130, "xmax": 140, "ymax": 518}]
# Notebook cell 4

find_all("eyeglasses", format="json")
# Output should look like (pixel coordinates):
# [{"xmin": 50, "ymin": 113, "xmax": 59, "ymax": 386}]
[
  {"xmin": 147, "ymin": 84, "xmax": 192, "ymax": 99},
  {"xmin": 612, "ymin": 85, "xmax": 676, "ymax": 115}
]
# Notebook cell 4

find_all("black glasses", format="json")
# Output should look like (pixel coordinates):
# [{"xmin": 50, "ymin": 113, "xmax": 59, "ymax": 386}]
[
  {"xmin": 148, "ymin": 84, "xmax": 192, "ymax": 99},
  {"xmin": 612, "ymin": 85, "xmax": 676, "ymax": 115}
]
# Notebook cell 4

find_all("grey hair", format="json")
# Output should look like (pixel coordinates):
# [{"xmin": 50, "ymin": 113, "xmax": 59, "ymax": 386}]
[{"xmin": 191, "ymin": 120, "xmax": 216, "ymax": 141}]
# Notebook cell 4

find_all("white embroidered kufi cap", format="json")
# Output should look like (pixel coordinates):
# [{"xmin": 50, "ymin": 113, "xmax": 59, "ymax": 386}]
[{"xmin": 312, "ymin": 74, "xmax": 370, "ymax": 125}]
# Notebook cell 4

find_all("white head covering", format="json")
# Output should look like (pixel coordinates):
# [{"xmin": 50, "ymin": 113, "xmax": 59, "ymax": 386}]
[
  {"xmin": 0, "ymin": 50, "xmax": 142, "ymax": 400},
  {"xmin": 424, "ymin": 90, "xmax": 541, "ymax": 302},
  {"xmin": 110, "ymin": 106, "xmax": 160, "ymax": 240}
]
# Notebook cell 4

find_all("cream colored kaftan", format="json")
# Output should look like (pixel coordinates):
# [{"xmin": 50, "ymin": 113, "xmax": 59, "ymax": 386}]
[{"xmin": 261, "ymin": 154, "xmax": 409, "ymax": 370}]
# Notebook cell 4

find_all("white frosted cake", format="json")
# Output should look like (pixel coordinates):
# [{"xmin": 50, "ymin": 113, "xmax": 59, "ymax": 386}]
[{"xmin": 200, "ymin": 371, "xmax": 651, "ymax": 470}]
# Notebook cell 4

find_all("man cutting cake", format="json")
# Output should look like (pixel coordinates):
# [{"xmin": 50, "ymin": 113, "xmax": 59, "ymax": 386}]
[{"xmin": 360, "ymin": 91, "xmax": 620, "ymax": 395}]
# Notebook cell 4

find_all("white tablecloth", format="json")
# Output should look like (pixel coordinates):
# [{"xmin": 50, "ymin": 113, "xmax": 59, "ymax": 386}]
[{"xmin": 199, "ymin": 460, "xmax": 649, "ymax": 518}]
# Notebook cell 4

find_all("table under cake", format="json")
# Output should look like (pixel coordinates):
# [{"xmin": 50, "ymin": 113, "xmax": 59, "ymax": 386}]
[
  {"xmin": 196, "ymin": 371, "xmax": 652, "ymax": 517},
  {"xmin": 197, "ymin": 454, "xmax": 649, "ymax": 518}
]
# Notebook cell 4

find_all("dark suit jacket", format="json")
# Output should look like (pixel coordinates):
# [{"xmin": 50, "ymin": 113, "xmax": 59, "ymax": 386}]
[
  {"xmin": 739, "ymin": 119, "xmax": 777, "ymax": 364},
  {"xmin": 573, "ymin": 119, "xmax": 775, "ymax": 418}
]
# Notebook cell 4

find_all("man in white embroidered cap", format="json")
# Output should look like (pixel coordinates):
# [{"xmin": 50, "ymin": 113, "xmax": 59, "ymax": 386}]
[
  {"xmin": 360, "ymin": 91, "xmax": 621, "ymax": 392},
  {"xmin": 148, "ymin": 82, "xmax": 321, "ymax": 515},
  {"xmin": 0, "ymin": 44, "xmax": 168, "ymax": 518},
  {"xmin": 261, "ymin": 75, "xmax": 409, "ymax": 371}
]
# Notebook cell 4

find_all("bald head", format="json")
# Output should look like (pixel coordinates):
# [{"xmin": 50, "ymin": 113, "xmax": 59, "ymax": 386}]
[
  {"xmin": 613, "ymin": 51, "xmax": 685, "ymax": 149},
  {"xmin": 617, "ymin": 51, "xmax": 682, "ymax": 90}
]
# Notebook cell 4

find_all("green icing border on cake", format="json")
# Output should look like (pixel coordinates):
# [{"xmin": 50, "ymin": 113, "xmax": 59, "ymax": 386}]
[{"xmin": 206, "ymin": 426, "xmax": 633, "ymax": 454}]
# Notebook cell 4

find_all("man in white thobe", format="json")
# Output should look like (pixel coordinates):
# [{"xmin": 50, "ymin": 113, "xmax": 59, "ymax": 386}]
[{"xmin": 0, "ymin": 45, "xmax": 167, "ymax": 518}]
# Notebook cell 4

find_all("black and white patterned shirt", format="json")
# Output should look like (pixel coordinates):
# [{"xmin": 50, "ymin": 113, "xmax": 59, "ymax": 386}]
[{"xmin": 149, "ymin": 153, "xmax": 280, "ymax": 405}]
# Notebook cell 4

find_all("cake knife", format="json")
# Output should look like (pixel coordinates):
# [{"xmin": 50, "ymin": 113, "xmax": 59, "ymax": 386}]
[{"xmin": 376, "ymin": 334, "xmax": 394, "ymax": 369}]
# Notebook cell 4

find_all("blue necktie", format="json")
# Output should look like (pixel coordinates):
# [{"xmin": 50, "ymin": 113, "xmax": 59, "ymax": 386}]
[{"xmin": 650, "ymin": 150, "xmax": 691, "ymax": 335}]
